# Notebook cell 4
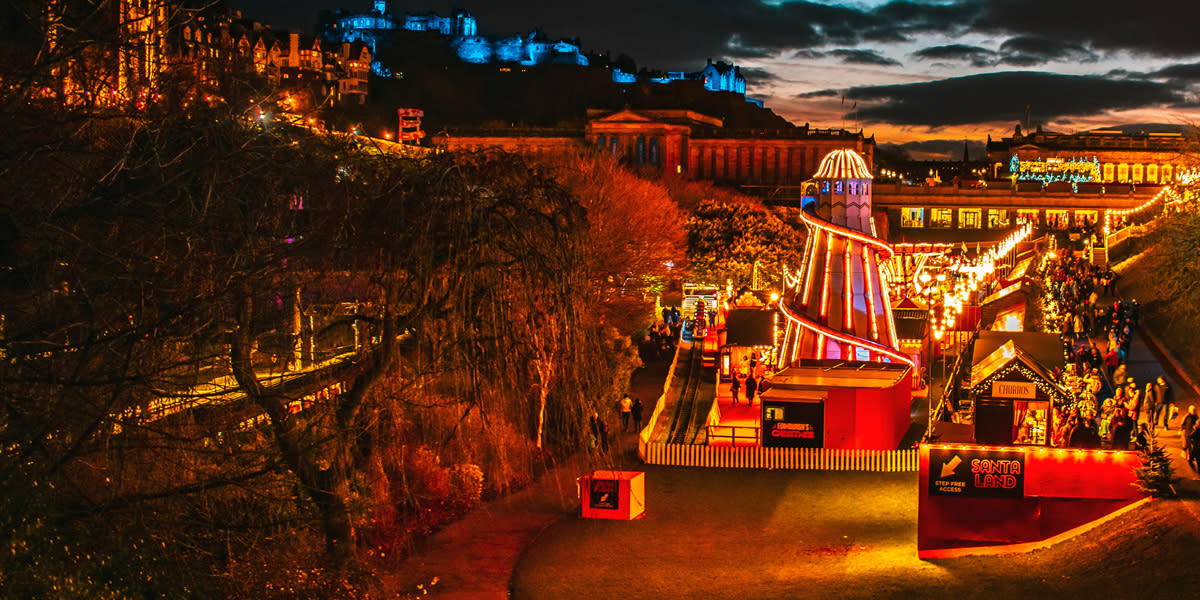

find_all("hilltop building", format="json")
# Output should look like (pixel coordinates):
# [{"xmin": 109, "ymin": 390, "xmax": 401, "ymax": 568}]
[{"xmin": 318, "ymin": 1, "xmax": 587, "ymax": 71}]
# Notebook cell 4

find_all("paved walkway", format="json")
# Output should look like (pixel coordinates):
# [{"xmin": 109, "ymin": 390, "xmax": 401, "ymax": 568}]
[{"xmin": 388, "ymin": 351, "xmax": 667, "ymax": 598}]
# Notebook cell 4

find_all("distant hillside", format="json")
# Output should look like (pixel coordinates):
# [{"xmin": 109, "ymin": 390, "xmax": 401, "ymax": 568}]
[{"xmin": 361, "ymin": 34, "xmax": 794, "ymax": 134}]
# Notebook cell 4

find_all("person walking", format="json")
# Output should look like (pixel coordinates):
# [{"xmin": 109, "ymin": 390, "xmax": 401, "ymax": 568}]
[
  {"xmin": 745, "ymin": 375, "xmax": 758, "ymax": 405},
  {"xmin": 1110, "ymin": 407, "xmax": 1134, "ymax": 450},
  {"xmin": 631, "ymin": 396, "xmax": 643, "ymax": 432},
  {"xmin": 1155, "ymin": 376, "xmax": 1174, "ymax": 430},
  {"xmin": 1189, "ymin": 420, "xmax": 1200, "ymax": 473},
  {"xmin": 730, "ymin": 374, "xmax": 741, "ymax": 406},
  {"xmin": 589, "ymin": 411, "xmax": 602, "ymax": 451},
  {"xmin": 1181, "ymin": 405, "xmax": 1198, "ymax": 461},
  {"xmin": 619, "ymin": 394, "xmax": 633, "ymax": 432}
]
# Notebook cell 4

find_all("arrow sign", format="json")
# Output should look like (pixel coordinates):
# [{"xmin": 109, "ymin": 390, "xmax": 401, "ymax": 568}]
[{"xmin": 940, "ymin": 455, "xmax": 962, "ymax": 478}]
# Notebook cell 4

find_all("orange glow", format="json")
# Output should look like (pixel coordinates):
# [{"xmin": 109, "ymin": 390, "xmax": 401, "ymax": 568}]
[
  {"xmin": 798, "ymin": 208, "xmax": 893, "ymax": 259},
  {"xmin": 844, "ymin": 244, "xmax": 853, "ymax": 331},
  {"xmin": 820, "ymin": 238, "xmax": 833, "ymax": 318},
  {"xmin": 863, "ymin": 247, "xmax": 880, "ymax": 344},
  {"xmin": 780, "ymin": 299, "xmax": 916, "ymax": 368}
]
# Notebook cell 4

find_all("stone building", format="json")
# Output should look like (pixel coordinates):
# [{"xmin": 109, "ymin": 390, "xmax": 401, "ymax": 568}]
[
  {"xmin": 434, "ymin": 108, "xmax": 874, "ymax": 187},
  {"xmin": 986, "ymin": 125, "xmax": 1195, "ymax": 185}
]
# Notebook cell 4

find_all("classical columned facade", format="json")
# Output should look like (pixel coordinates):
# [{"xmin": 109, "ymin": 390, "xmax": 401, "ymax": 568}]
[{"xmin": 434, "ymin": 108, "xmax": 875, "ymax": 187}]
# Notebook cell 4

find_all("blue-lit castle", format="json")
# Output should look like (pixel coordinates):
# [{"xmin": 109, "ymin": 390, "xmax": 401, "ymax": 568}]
[
  {"xmin": 615, "ymin": 59, "xmax": 748, "ymax": 95},
  {"xmin": 319, "ymin": 1, "xmax": 587, "ymax": 70}
]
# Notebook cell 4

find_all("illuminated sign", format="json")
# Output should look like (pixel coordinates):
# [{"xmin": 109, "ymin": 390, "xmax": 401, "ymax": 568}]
[
  {"xmin": 762, "ymin": 401, "xmax": 823, "ymax": 448},
  {"xmin": 929, "ymin": 448, "xmax": 1024, "ymax": 498},
  {"xmin": 590, "ymin": 478, "xmax": 619, "ymax": 510},
  {"xmin": 991, "ymin": 380, "xmax": 1036, "ymax": 399},
  {"xmin": 1010, "ymin": 155, "xmax": 1100, "ymax": 185}
]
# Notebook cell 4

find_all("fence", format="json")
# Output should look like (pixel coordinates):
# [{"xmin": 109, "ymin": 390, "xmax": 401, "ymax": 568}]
[{"xmin": 642, "ymin": 444, "xmax": 918, "ymax": 471}]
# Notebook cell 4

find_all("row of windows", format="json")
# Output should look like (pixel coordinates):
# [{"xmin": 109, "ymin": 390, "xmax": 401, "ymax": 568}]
[
  {"xmin": 901, "ymin": 208, "xmax": 1101, "ymax": 230},
  {"xmin": 1101, "ymin": 162, "xmax": 1175, "ymax": 184}
]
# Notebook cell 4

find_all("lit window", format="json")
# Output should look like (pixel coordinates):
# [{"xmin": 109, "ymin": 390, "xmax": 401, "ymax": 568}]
[
  {"xmin": 1013, "ymin": 400, "xmax": 1050, "ymax": 446},
  {"xmin": 848, "ymin": 182, "xmax": 857, "ymax": 195},
  {"xmin": 1147, "ymin": 164, "xmax": 1159, "ymax": 183},
  {"xmin": 959, "ymin": 209, "xmax": 981, "ymax": 229},
  {"xmin": 930, "ymin": 208, "xmax": 952, "ymax": 228},
  {"xmin": 987, "ymin": 209, "xmax": 1008, "ymax": 228},
  {"xmin": 900, "ymin": 207, "xmax": 924, "ymax": 228},
  {"xmin": 1132, "ymin": 164, "xmax": 1144, "ymax": 183},
  {"xmin": 1163, "ymin": 164, "xmax": 1174, "ymax": 182},
  {"xmin": 834, "ymin": 181, "xmax": 843, "ymax": 194},
  {"xmin": 1117, "ymin": 163, "xmax": 1129, "ymax": 182},
  {"xmin": 1103, "ymin": 163, "xmax": 1114, "ymax": 182}
]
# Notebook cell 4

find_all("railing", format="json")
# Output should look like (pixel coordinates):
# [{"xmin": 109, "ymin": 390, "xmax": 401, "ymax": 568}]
[
  {"xmin": 637, "ymin": 338, "xmax": 683, "ymax": 460},
  {"xmin": 642, "ymin": 444, "xmax": 918, "ymax": 471},
  {"xmin": 705, "ymin": 425, "xmax": 760, "ymax": 447}
]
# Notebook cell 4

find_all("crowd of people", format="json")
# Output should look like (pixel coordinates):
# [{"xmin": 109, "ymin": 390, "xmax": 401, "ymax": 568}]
[{"xmin": 1041, "ymin": 253, "xmax": 1183, "ymax": 454}]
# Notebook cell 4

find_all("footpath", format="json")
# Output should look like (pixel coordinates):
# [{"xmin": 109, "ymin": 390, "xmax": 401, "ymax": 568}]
[{"xmin": 386, "ymin": 351, "xmax": 667, "ymax": 598}]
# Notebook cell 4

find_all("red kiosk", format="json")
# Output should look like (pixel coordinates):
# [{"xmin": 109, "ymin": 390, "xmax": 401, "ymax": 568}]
[{"xmin": 579, "ymin": 471, "xmax": 645, "ymax": 521}]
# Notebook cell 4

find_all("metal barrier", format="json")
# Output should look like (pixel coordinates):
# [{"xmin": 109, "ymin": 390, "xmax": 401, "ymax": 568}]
[
  {"xmin": 642, "ymin": 444, "xmax": 918, "ymax": 471},
  {"xmin": 705, "ymin": 425, "xmax": 761, "ymax": 447}
]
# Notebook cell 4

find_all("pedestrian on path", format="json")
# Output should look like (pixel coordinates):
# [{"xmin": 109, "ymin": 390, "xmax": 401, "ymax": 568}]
[
  {"xmin": 619, "ymin": 394, "xmax": 633, "ymax": 432},
  {"xmin": 1182, "ymin": 406, "xmax": 1198, "ymax": 460},
  {"xmin": 730, "ymin": 374, "xmax": 741, "ymax": 406},
  {"xmin": 631, "ymin": 396, "xmax": 643, "ymax": 432},
  {"xmin": 1155, "ymin": 376, "xmax": 1174, "ymax": 430},
  {"xmin": 745, "ymin": 375, "xmax": 758, "ymax": 405}
]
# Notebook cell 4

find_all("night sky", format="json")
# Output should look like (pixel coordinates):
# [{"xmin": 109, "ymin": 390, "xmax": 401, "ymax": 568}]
[{"xmin": 237, "ymin": 0, "xmax": 1200, "ymax": 157}]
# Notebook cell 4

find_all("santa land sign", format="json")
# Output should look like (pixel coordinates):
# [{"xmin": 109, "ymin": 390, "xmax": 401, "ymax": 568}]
[{"xmin": 929, "ymin": 447, "xmax": 1024, "ymax": 498}]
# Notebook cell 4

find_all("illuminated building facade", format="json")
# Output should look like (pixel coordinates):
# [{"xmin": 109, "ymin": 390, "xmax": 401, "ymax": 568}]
[
  {"xmin": 987, "ymin": 125, "xmax": 1193, "ymax": 185},
  {"xmin": 617, "ymin": 59, "xmax": 748, "ymax": 96},
  {"xmin": 434, "ymin": 109, "xmax": 874, "ymax": 186},
  {"xmin": 318, "ymin": 2, "xmax": 586, "ymax": 69},
  {"xmin": 777, "ymin": 149, "xmax": 909, "ymax": 366}
]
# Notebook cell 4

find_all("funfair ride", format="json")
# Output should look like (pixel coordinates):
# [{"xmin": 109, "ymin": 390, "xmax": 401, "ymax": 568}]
[{"xmin": 778, "ymin": 149, "xmax": 914, "ymax": 368}]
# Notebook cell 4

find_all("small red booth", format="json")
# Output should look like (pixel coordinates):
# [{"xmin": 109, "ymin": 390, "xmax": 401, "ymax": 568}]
[{"xmin": 580, "ymin": 470, "xmax": 645, "ymax": 520}]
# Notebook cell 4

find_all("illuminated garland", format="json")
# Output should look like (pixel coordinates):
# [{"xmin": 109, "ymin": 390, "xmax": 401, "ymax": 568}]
[
  {"xmin": 1010, "ymin": 154, "xmax": 1100, "ymax": 190},
  {"xmin": 914, "ymin": 223, "xmax": 1034, "ymax": 340},
  {"xmin": 971, "ymin": 362, "xmax": 1070, "ymax": 404},
  {"xmin": 1102, "ymin": 186, "xmax": 1173, "ymax": 236}
]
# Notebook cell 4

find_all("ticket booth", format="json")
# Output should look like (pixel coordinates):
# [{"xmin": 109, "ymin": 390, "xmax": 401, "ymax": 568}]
[{"xmin": 580, "ymin": 470, "xmax": 645, "ymax": 520}]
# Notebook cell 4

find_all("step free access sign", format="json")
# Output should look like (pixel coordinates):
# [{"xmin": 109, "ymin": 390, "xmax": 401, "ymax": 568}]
[{"xmin": 929, "ymin": 447, "xmax": 1024, "ymax": 498}]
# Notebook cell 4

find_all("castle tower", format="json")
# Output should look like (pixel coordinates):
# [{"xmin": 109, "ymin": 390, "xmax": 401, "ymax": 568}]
[{"xmin": 778, "ymin": 149, "xmax": 911, "ymax": 366}]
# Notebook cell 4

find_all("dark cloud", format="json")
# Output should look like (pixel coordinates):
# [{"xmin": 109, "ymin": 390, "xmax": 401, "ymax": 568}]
[
  {"xmin": 796, "ymin": 88, "xmax": 839, "ymax": 99},
  {"xmin": 739, "ymin": 67, "xmax": 780, "ymax": 87},
  {"xmin": 879, "ymin": 139, "xmax": 986, "ymax": 161},
  {"xmin": 828, "ymin": 49, "xmax": 901, "ymax": 67},
  {"xmin": 1150, "ymin": 62, "xmax": 1200, "ymax": 82},
  {"xmin": 912, "ymin": 44, "xmax": 996, "ymax": 68},
  {"xmin": 996, "ymin": 36, "xmax": 1098, "ymax": 66},
  {"xmin": 973, "ymin": 0, "xmax": 1200, "ymax": 57},
  {"xmin": 844, "ymin": 72, "xmax": 1186, "ymax": 126},
  {"xmin": 791, "ymin": 49, "xmax": 827, "ymax": 60}
]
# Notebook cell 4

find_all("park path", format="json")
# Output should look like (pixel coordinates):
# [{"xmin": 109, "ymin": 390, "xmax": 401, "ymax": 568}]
[{"xmin": 386, "ymin": 354, "xmax": 666, "ymax": 598}]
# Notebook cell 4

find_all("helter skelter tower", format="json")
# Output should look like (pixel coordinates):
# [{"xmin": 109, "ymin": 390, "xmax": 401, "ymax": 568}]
[{"xmin": 778, "ymin": 149, "xmax": 914, "ymax": 368}]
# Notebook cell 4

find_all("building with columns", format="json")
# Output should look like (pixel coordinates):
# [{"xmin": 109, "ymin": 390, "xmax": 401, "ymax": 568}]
[
  {"xmin": 987, "ymin": 125, "xmax": 1194, "ymax": 185},
  {"xmin": 434, "ymin": 108, "xmax": 874, "ymax": 186}
]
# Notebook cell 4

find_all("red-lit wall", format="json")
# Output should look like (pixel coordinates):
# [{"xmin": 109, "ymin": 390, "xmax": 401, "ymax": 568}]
[
  {"xmin": 918, "ymin": 445, "xmax": 1145, "ymax": 555},
  {"xmin": 824, "ymin": 371, "xmax": 913, "ymax": 450}
]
